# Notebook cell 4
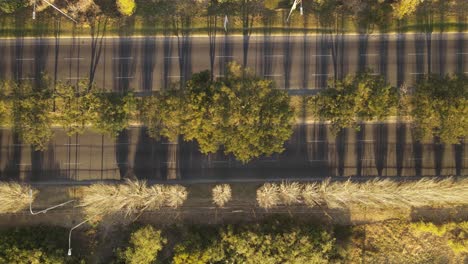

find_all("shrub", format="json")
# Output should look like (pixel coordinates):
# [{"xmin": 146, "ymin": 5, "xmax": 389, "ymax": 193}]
[
  {"xmin": 0, "ymin": 182, "xmax": 35, "ymax": 214},
  {"xmin": 256, "ymin": 183, "xmax": 280, "ymax": 209},
  {"xmin": 278, "ymin": 182, "xmax": 302, "ymax": 205},
  {"xmin": 118, "ymin": 226, "xmax": 167, "ymax": 264},
  {"xmin": 165, "ymin": 185, "xmax": 188, "ymax": 209},
  {"xmin": 212, "ymin": 184, "xmax": 232, "ymax": 208},
  {"xmin": 78, "ymin": 180, "xmax": 187, "ymax": 219}
]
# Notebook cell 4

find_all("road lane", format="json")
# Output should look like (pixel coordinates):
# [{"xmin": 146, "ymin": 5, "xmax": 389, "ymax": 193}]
[
  {"xmin": 0, "ymin": 123, "xmax": 466, "ymax": 182},
  {"xmin": 0, "ymin": 33, "xmax": 466, "ymax": 92}
]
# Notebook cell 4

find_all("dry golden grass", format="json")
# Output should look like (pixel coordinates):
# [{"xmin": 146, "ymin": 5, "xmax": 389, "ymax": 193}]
[
  {"xmin": 165, "ymin": 185, "xmax": 188, "ymax": 209},
  {"xmin": 256, "ymin": 183, "xmax": 280, "ymax": 209},
  {"xmin": 78, "ymin": 180, "xmax": 187, "ymax": 218},
  {"xmin": 0, "ymin": 182, "xmax": 35, "ymax": 214},
  {"xmin": 278, "ymin": 182, "xmax": 302, "ymax": 205},
  {"xmin": 302, "ymin": 177, "xmax": 468, "ymax": 209},
  {"xmin": 212, "ymin": 184, "xmax": 232, "ymax": 207}
]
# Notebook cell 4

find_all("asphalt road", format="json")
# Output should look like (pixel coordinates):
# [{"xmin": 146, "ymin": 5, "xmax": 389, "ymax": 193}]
[
  {"xmin": 0, "ymin": 33, "xmax": 466, "ymax": 93},
  {"xmin": 0, "ymin": 123, "xmax": 466, "ymax": 182}
]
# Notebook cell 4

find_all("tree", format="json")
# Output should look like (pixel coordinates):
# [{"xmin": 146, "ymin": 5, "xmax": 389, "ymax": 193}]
[
  {"xmin": 54, "ymin": 81, "xmax": 98, "ymax": 136},
  {"xmin": 116, "ymin": 0, "xmax": 136, "ymax": 16},
  {"xmin": 391, "ymin": 0, "xmax": 424, "ymax": 19},
  {"xmin": 310, "ymin": 71, "xmax": 398, "ymax": 135},
  {"xmin": 139, "ymin": 90, "xmax": 185, "ymax": 142},
  {"xmin": 118, "ymin": 226, "xmax": 167, "ymax": 264},
  {"xmin": 182, "ymin": 71, "xmax": 226, "ymax": 154},
  {"xmin": 0, "ymin": 226, "xmax": 78, "ymax": 263},
  {"xmin": 172, "ymin": 221, "xmax": 337, "ymax": 264},
  {"xmin": 409, "ymin": 74, "xmax": 468, "ymax": 144},
  {"xmin": 92, "ymin": 91, "xmax": 136, "ymax": 137},
  {"xmin": 12, "ymin": 82, "xmax": 54, "ymax": 151},
  {"xmin": 0, "ymin": 0, "xmax": 28, "ymax": 14},
  {"xmin": 188, "ymin": 63, "xmax": 294, "ymax": 162}
]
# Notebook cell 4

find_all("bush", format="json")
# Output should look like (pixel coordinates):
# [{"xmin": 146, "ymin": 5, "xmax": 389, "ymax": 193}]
[
  {"xmin": 116, "ymin": 0, "xmax": 136, "ymax": 16},
  {"xmin": 117, "ymin": 226, "xmax": 167, "ymax": 264},
  {"xmin": 256, "ymin": 183, "xmax": 280, "ymax": 209},
  {"xmin": 0, "ymin": 226, "xmax": 80, "ymax": 263},
  {"xmin": 79, "ymin": 180, "xmax": 188, "ymax": 219},
  {"xmin": 212, "ymin": 184, "xmax": 232, "ymax": 207},
  {"xmin": 172, "ymin": 220, "xmax": 337, "ymax": 264},
  {"xmin": 0, "ymin": 182, "xmax": 35, "ymax": 214}
]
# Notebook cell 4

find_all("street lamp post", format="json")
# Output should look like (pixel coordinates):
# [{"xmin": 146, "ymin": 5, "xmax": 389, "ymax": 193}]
[
  {"xmin": 29, "ymin": 189, "xmax": 75, "ymax": 215},
  {"xmin": 32, "ymin": 0, "xmax": 77, "ymax": 23},
  {"xmin": 68, "ymin": 218, "xmax": 92, "ymax": 256}
]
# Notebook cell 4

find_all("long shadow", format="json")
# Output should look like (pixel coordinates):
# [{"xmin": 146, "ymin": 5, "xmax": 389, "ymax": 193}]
[
  {"xmin": 134, "ymin": 128, "xmax": 162, "ymax": 180},
  {"xmin": 218, "ymin": 32, "xmax": 233, "ymax": 77},
  {"xmin": 433, "ymin": 140, "xmax": 443, "ymax": 176},
  {"xmin": 355, "ymin": 124, "xmax": 365, "ymax": 176},
  {"xmin": 142, "ymin": 36, "xmax": 156, "ymax": 92},
  {"xmin": 88, "ymin": 17, "xmax": 108, "ymax": 87},
  {"xmin": 306, "ymin": 124, "xmax": 329, "ymax": 177},
  {"xmin": 358, "ymin": 34, "xmax": 369, "ymax": 71},
  {"xmin": 178, "ymin": 23, "xmax": 193, "ymax": 86},
  {"xmin": 335, "ymin": 129, "xmax": 347, "ymax": 177},
  {"xmin": 115, "ymin": 129, "xmax": 129, "ymax": 180},
  {"xmin": 411, "ymin": 132, "xmax": 423, "ymax": 176},
  {"xmin": 455, "ymin": 32, "xmax": 465, "ymax": 74},
  {"xmin": 315, "ymin": 34, "xmax": 330, "ymax": 89},
  {"xmin": 396, "ymin": 32, "xmax": 406, "ymax": 87},
  {"xmin": 302, "ymin": 18, "xmax": 310, "ymax": 89},
  {"xmin": 414, "ymin": 33, "xmax": 426, "ymax": 81},
  {"xmin": 262, "ymin": 26, "xmax": 274, "ymax": 80},
  {"xmin": 379, "ymin": 34, "xmax": 389, "ymax": 81},
  {"xmin": 282, "ymin": 25, "xmax": 292, "ymax": 89},
  {"xmin": 162, "ymin": 33, "xmax": 174, "ymax": 90},
  {"xmin": 373, "ymin": 123, "xmax": 388, "ymax": 177},
  {"xmin": 3, "ymin": 133, "xmax": 21, "ymax": 181},
  {"xmin": 454, "ymin": 143, "xmax": 463, "ymax": 176},
  {"xmin": 395, "ymin": 123, "xmax": 406, "ymax": 176},
  {"xmin": 113, "ymin": 18, "xmax": 136, "ymax": 93}
]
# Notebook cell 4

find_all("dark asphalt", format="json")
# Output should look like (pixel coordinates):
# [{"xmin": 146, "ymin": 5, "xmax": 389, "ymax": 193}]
[
  {"xmin": 0, "ymin": 123, "xmax": 466, "ymax": 182},
  {"xmin": 0, "ymin": 33, "xmax": 466, "ymax": 93}
]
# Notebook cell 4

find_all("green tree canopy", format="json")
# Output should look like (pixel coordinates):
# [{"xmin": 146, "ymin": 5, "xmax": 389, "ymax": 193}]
[
  {"xmin": 92, "ymin": 91, "xmax": 136, "ymax": 137},
  {"xmin": 11, "ymin": 81, "xmax": 54, "ymax": 151},
  {"xmin": 118, "ymin": 226, "xmax": 167, "ymax": 264},
  {"xmin": 138, "ymin": 63, "xmax": 294, "ymax": 163},
  {"xmin": 0, "ymin": 226, "xmax": 79, "ymax": 264},
  {"xmin": 53, "ymin": 81, "xmax": 99, "ymax": 136},
  {"xmin": 0, "ymin": 0, "xmax": 28, "ymax": 14},
  {"xmin": 116, "ymin": 0, "xmax": 136, "ymax": 16},
  {"xmin": 139, "ymin": 89, "xmax": 185, "ymax": 142},
  {"xmin": 409, "ymin": 74, "xmax": 468, "ymax": 144},
  {"xmin": 310, "ymin": 71, "xmax": 398, "ymax": 135},
  {"xmin": 173, "ymin": 220, "xmax": 336, "ymax": 264}
]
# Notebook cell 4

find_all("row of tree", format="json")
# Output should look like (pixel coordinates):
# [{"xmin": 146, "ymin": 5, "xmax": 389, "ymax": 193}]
[
  {"xmin": 309, "ymin": 72, "xmax": 468, "ymax": 144},
  {"xmin": 116, "ymin": 219, "xmax": 468, "ymax": 264},
  {"xmin": 0, "ymin": 218, "xmax": 465, "ymax": 263},
  {"xmin": 1, "ymin": 0, "xmax": 462, "ymax": 22},
  {"xmin": 0, "ymin": 62, "xmax": 294, "ymax": 162}
]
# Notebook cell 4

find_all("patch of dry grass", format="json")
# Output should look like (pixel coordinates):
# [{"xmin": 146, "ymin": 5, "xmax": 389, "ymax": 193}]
[
  {"xmin": 0, "ymin": 182, "xmax": 35, "ymax": 214},
  {"xmin": 304, "ymin": 178, "xmax": 468, "ymax": 209},
  {"xmin": 278, "ymin": 182, "xmax": 302, "ymax": 206},
  {"xmin": 256, "ymin": 183, "xmax": 280, "ymax": 209},
  {"xmin": 257, "ymin": 178, "xmax": 468, "ymax": 210},
  {"xmin": 212, "ymin": 184, "xmax": 232, "ymax": 208},
  {"xmin": 78, "ymin": 180, "xmax": 188, "ymax": 218}
]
